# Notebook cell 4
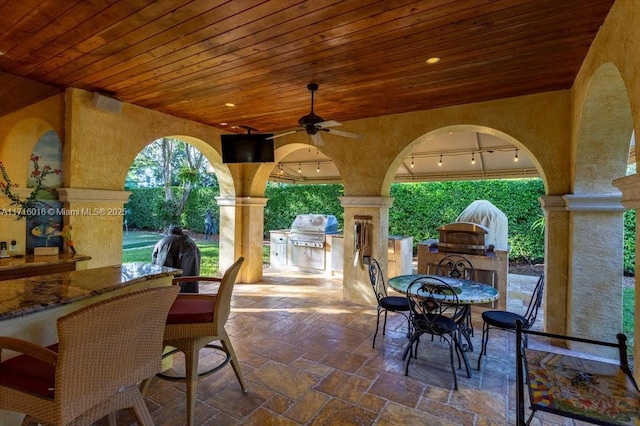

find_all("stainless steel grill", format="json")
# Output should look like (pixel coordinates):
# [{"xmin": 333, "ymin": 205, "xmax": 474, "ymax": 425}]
[
  {"xmin": 289, "ymin": 214, "xmax": 338, "ymax": 246},
  {"xmin": 287, "ymin": 214, "xmax": 338, "ymax": 271}
]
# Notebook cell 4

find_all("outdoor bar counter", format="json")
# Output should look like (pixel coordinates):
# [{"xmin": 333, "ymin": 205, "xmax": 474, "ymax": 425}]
[
  {"xmin": 0, "ymin": 252, "xmax": 92, "ymax": 281},
  {"xmin": 0, "ymin": 263, "xmax": 182, "ymax": 425}
]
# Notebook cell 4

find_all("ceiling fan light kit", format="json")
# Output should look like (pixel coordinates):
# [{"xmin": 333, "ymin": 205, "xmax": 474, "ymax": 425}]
[{"xmin": 268, "ymin": 83, "xmax": 363, "ymax": 146}]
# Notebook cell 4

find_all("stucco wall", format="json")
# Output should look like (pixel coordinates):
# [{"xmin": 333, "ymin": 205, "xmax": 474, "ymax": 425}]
[
  {"xmin": 0, "ymin": 95, "xmax": 65, "ymax": 250},
  {"xmin": 327, "ymin": 90, "xmax": 569, "ymax": 197},
  {"xmin": 573, "ymin": 0, "xmax": 640, "ymax": 370},
  {"xmin": 62, "ymin": 88, "xmax": 243, "ymax": 269}
]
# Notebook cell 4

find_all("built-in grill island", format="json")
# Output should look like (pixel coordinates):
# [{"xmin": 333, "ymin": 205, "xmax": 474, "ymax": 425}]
[
  {"xmin": 270, "ymin": 214, "xmax": 338, "ymax": 273},
  {"xmin": 417, "ymin": 200, "xmax": 509, "ymax": 310},
  {"xmin": 269, "ymin": 214, "xmax": 413, "ymax": 276},
  {"xmin": 289, "ymin": 214, "xmax": 338, "ymax": 271}
]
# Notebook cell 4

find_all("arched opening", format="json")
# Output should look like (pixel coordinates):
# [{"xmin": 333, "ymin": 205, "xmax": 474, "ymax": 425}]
[
  {"xmin": 121, "ymin": 135, "xmax": 235, "ymax": 275},
  {"xmin": 262, "ymin": 142, "xmax": 345, "ymax": 276},
  {"xmin": 570, "ymin": 63, "xmax": 634, "ymax": 345},
  {"xmin": 384, "ymin": 125, "xmax": 548, "ymax": 324}
]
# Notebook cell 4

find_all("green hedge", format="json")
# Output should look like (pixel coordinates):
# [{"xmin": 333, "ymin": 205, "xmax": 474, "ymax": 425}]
[
  {"xmin": 125, "ymin": 187, "xmax": 219, "ymax": 233},
  {"xmin": 125, "ymin": 179, "xmax": 636, "ymax": 274},
  {"xmin": 264, "ymin": 183, "xmax": 344, "ymax": 232},
  {"xmin": 388, "ymin": 180, "xmax": 546, "ymax": 262}
]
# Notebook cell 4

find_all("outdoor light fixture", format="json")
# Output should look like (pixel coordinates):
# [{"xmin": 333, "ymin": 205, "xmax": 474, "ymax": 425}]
[
  {"xmin": 411, "ymin": 156, "xmax": 414, "ymax": 168},
  {"xmin": 317, "ymin": 162, "xmax": 320, "ymax": 172},
  {"xmin": 439, "ymin": 154, "xmax": 443, "ymax": 166},
  {"xmin": 471, "ymin": 152, "xmax": 476, "ymax": 165},
  {"xmin": 514, "ymin": 148, "xmax": 519, "ymax": 162},
  {"xmin": 298, "ymin": 163, "xmax": 301, "ymax": 173}
]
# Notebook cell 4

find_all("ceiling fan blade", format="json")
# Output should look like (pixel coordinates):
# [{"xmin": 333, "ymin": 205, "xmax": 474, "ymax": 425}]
[
  {"xmin": 316, "ymin": 120, "xmax": 342, "ymax": 128},
  {"xmin": 266, "ymin": 128, "xmax": 302, "ymax": 139},
  {"xmin": 325, "ymin": 128, "xmax": 364, "ymax": 140},
  {"xmin": 310, "ymin": 133, "xmax": 325, "ymax": 146}
]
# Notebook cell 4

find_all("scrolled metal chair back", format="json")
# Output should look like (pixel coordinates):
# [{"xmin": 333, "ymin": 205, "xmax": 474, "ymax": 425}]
[
  {"xmin": 407, "ymin": 276, "xmax": 462, "ymax": 335},
  {"xmin": 522, "ymin": 275, "xmax": 545, "ymax": 329},
  {"xmin": 368, "ymin": 258, "xmax": 388, "ymax": 301},
  {"xmin": 437, "ymin": 254, "xmax": 474, "ymax": 280}
]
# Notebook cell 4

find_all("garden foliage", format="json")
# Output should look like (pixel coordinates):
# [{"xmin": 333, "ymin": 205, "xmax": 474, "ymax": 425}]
[{"xmin": 124, "ymin": 178, "xmax": 636, "ymax": 273}]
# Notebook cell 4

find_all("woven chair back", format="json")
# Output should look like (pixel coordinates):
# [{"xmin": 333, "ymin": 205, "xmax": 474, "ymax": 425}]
[
  {"xmin": 213, "ymin": 257, "xmax": 245, "ymax": 329},
  {"xmin": 55, "ymin": 285, "xmax": 179, "ymax": 422}
]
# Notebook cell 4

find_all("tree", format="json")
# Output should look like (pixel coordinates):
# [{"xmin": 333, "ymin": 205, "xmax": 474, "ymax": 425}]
[{"xmin": 127, "ymin": 138, "xmax": 207, "ymax": 232}]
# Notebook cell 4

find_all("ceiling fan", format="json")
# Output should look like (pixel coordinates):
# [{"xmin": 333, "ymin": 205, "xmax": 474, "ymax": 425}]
[{"xmin": 267, "ymin": 83, "xmax": 363, "ymax": 146}]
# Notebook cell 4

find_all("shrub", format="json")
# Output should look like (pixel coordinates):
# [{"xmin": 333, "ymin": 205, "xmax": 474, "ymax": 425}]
[{"xmin": 126, "ymin": 178, "xmax": 635, "ymax": 275}]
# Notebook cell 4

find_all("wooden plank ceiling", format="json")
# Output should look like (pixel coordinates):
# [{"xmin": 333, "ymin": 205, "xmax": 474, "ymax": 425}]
[{"xmin": 0, "ymin": 0, "xmax": 615, "ymax": 136}]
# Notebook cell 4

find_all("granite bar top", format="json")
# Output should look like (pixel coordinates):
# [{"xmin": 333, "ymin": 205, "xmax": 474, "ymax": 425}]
[
  {"xmin": 0, "ymin": 263, "xmax": 181, "ymax": 321},
  {"xmin": 0, "ymin": 252, "xmax": 91, "ymax": 272}
]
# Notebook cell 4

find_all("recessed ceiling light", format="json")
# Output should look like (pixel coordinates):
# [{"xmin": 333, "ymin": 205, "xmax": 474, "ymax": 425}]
[
  {"xmin": 225, "ymin": 102, "xmax": 235, "ymax": 107},
  {"xmin": 220, "ymin": 122, "xmax": 228, "ymax": 126},
  {"xmin": 426, "ymin": 56, "xmax": 440, "ymax": 64}
]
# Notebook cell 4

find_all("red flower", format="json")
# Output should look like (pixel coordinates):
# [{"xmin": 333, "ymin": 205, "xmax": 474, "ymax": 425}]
[{"xmin": 31, "ymin": 170, "xmax": 41, "ymax": 177}]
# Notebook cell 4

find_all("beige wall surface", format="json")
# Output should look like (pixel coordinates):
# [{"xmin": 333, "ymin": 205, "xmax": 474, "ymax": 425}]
[{"xmin": 573, "ymin": 0, "xmax": 640, "ymax": 376}]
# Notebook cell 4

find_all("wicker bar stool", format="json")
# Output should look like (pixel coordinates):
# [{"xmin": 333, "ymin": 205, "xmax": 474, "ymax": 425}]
[
  {"xmin": 144, "ymin": 257, "xmax": 248, "ymax": 426},
  {"xmin": 0, "ymin": 285, "xmax": 179, "ymax": 426}
]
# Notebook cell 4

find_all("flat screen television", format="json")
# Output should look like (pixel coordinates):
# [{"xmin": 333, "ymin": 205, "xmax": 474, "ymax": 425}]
[{"xmin": 221, "ymin": 133, "xmax": 275, "ymax": 163}]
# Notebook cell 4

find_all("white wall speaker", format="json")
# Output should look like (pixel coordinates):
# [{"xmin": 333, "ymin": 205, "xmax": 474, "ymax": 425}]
[{"xmin": 92, "ymin": 92, "xmax": 123, "ymax": 114}]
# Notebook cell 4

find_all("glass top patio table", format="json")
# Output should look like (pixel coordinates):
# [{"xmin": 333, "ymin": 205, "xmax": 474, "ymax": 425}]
[{"xmin": 387, "ymin": 274, "xmax": 499, "ymax": 305}]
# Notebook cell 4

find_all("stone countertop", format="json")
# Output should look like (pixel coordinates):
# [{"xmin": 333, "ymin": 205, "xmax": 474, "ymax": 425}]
[
  {"xmin": 0, "ymin": 252, "xmax": 91, "ymax": 272},
  {"xmin": 0, "ymin": 263, "xmax": 181, "ymax": 321},
  {"xmin": 388, "ymin": 274, "xmax": 499, "ymax": 305}
]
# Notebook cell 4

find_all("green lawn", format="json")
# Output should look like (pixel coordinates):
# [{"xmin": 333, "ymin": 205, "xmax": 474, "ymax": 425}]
[
  {"xmin": 122, "ymin": 231, "xmax": 268, "ymax": 276},
  {"xmin": 123, "ymin": 231, "xmax": 220, "ymax": 275},
  {"xmin": 623, "ymin": 286, "xmax": 635, "ymax": 351}
]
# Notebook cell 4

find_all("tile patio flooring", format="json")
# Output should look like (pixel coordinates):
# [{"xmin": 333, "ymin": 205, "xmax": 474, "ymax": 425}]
[{"xmin": 103, "ymin": 269, "xmax": 596, "ymax": 426}]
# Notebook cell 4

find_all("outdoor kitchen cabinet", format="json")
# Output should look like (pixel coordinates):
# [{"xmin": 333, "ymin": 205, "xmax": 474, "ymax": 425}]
[
  {"xmin": 328, "ymin": 234, "xmax": 344, "ymax": 275},
  {"xmin": 329, "ymin": 235, "xmax": 413, "ymax": 277},
  {"xmin": 388, "ymin": 236, "xmax": 413, "ymax": 277},
  {"xmin": 269, "ymin": 230, "xmax": 289, "ymax": 268}
]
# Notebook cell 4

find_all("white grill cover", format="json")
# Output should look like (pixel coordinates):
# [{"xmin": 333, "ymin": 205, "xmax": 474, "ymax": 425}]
[{"xmin": 455, "ymin": 200, "xmax": 508, "ymax": 251}]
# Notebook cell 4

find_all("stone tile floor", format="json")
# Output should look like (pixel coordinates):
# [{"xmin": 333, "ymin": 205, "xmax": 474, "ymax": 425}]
[{"xmin": 102, "ymin": 270, "xmax": 595, "ymax": 425}]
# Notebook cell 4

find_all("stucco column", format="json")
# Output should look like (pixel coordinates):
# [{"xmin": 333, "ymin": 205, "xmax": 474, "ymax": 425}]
[
  {"xmin": 539, "ymin": 195, "xmax": 570, "ymax": 335},
  {"xmin": 57, "ymin": 188, "xmax": 131, "ymax": 268},
  {"xmin": 564, "ymin": 193, "xmax": 624, "ymax": 354},
  {"xmin": 216, "ymin": 196, "xmax": 267, "ymax": 283},
  {"xmin": 339, "ymin": 196, "xmax": 393, "ymax": 305},
  {"xmin": 613, "ymin": 174, "xmax": 640, "ymax": 382}
]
